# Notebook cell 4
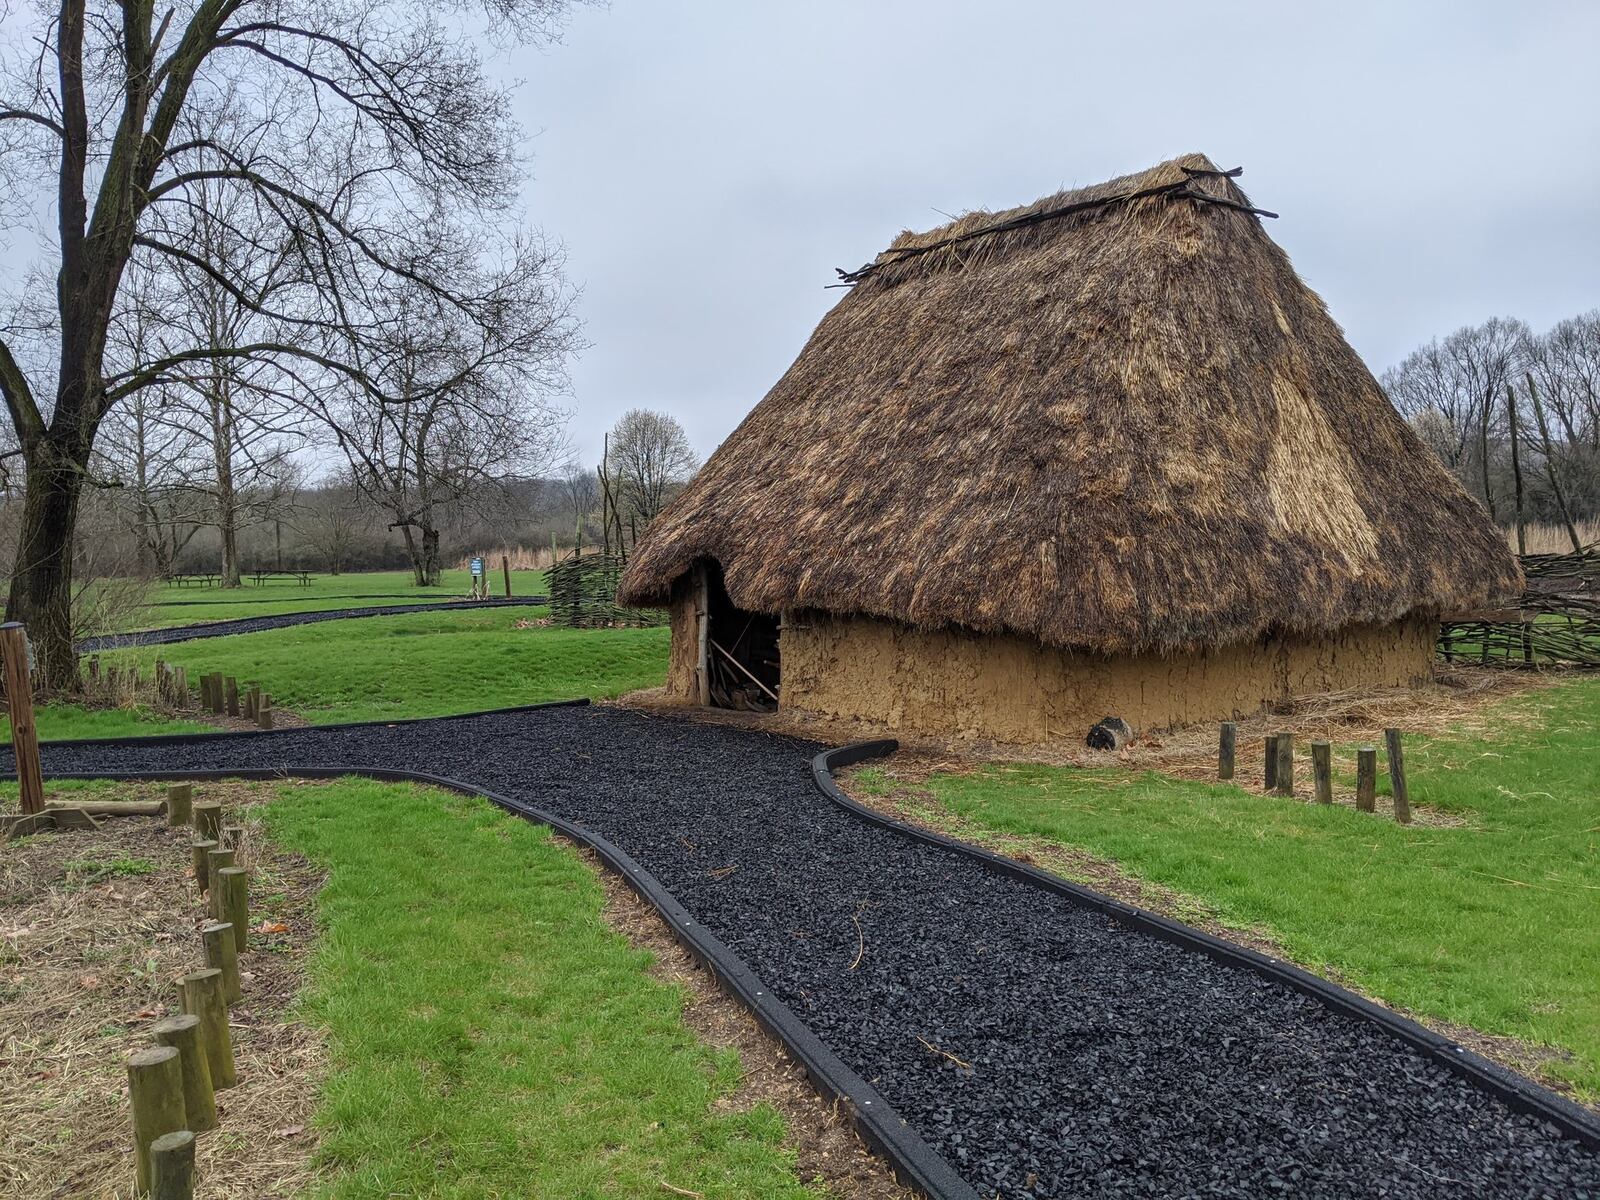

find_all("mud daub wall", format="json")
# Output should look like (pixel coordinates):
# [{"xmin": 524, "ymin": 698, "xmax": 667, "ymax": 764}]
[{"xmin": 779, "ymin": 613, "xmax": 1438, "ymax": 743}]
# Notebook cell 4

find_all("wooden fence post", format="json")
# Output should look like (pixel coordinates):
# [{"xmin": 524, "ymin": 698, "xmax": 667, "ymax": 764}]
[
  {"xmin": 206, "ymin": 849, "xmax": 235, "ymax": 917},
  {"xmin": 151, "ymin": 1130, "xmax": 197, "ymax": 1200},
  {"xmin": 217, "ymin": 867, "xmax": 250, "ymax": 955},
  {"xmin": 192, "ymin": 839, "xmax": 217, "ymax": 892},
  {"xmin": 152, "ymin": 1013, "xmax": 217, "ymax": 1132},
  {"xmin": 1263, "ymin": 734, "xmax": 1279, "ymax": 791},
  {"xmin": 193, "ymin": 802, "xmax": 222, "ymax": 844},
  {"xmin": 502, "ymin": 554, "xmax": 512, "ymax": 598},
  {"xmin": 1218, "ymin": 722, "xmax": 1236, "ymax": 781},
  {"xmin": 203, "ymin": 921, "xmax": 241, "ymax": 1006},
  {"xmin": 1311, "ymin": 741, "xmax": 1332, "ymax": 804},
  {"xmin": 1384, "ymin": 728, "xmax": 1412, "ymax": 824},
  {"xmin": 166, "ymin": 784, "xmax": 193, "ymax": 827},
  {"xmin": 178, "ymin": 968, "xmax": 236, "ymax": 1089},
  {"xmin": 224, "ymin": 677, "xmax": 240, "ymax": 718},
  {"xmin": 1355, "ymin": 747, "xmax": 1377, "ymax": 813},
  {"xmin": 126, "ymin": 1046, "xmax": 186, "ymax": 1194},
  {"xmin": 0, "ymin": 622, "xmax": 45, "ymax": 816},
  {"xmin": 1274, "ymin": 732, "xmax": 1295, "ymax": 797}
]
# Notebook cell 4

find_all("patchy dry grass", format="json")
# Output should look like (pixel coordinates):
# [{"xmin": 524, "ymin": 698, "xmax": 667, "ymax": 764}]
[{"xmin": 0, "ymin": 780, "xmax": 324, "ymax": 1199}]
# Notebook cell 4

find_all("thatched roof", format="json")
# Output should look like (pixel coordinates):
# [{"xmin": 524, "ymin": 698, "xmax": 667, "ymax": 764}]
[{"xmin": 619, "ymin": 154, "xmax": 1522, "ymax": 654}]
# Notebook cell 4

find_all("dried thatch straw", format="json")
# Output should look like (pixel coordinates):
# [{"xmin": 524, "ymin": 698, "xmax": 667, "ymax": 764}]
[{"xmin": 620, "ymin": 153, "xmax": 1521, "ymax": 654}]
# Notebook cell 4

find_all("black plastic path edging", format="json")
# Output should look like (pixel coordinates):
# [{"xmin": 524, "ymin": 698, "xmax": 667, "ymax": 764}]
[
  {"xmin": 27, "ymin": 746, "xmax": 978, "ymax": 1200},
  {"xmin": 29, "ymin": 698, "xmax": 592, "ymax": 750},
  {"xmin": 814, "ymin": 739, "xmax": 1600, "ymax": 1153}
]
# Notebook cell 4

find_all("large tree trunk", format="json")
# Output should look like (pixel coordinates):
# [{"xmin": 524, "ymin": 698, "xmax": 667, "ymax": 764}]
[
  {"xmin": 420, "ymin": 525, "xmax": 441, "ymax": 586},
  {"xmin": 212, "ymin": 379, "xmax": 241, "ymax": 588},
  {"xmin": 5, "ymin": 438, "xmax": 89, "ymax": 690}
]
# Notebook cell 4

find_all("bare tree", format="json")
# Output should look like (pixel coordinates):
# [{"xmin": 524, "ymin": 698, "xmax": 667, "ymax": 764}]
[
  {"xmin": 293, "ymin": 472, "xmax": 369, "ymax": 574},
  {"xmin": 606, "ymin": 408, "xmax": 697, "ymax": 529},
  {"xmin": 1381, "ymin": 317, "xmax": 1530, "ymax": 516},
  {"xmin": 0, "ymin": 0, "xmax": 578, "ymax": 686},
  {"xmin": 309, "ymin": 250, "xmax": 576, "ymax": 585},
  {"xmin": 560, "ymin": 462, "xmax": 598, "ymax": 547}
]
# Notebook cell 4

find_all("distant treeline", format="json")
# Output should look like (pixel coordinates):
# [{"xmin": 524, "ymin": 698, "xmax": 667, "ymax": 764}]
[{"xmin": 1383, "ymin": 311, "xmax": 1600, "ymax": 549}]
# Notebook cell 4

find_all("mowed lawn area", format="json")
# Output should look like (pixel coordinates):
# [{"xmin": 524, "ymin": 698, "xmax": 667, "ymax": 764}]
[
  {"xmin": 274, "ymin": 778, "xmax": 823, "ymax": 1198},
  {"xmin": 94, "ymin": 607, "xmax": 668, "ymax": 727},
  {"xmin": 849, "ymin": 674, "xmax": 1600, "ymax": 1100},
  {"xmin": 112, "ymin": 568, "xmax": 548, "ymax": 628}
]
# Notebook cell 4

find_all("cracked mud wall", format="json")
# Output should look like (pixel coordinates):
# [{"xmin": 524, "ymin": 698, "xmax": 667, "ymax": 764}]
[{"xmin": 778, "ymin": 612, "xmax": 1437, "ymax": 743}]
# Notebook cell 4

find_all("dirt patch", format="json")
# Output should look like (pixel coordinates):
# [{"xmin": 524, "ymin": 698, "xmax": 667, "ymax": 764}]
[
  {"xmin": 832, "ymin": 768, "xmax": 1595, "ymax": 1117},
  {"xmin": 1, "ymin": 780, "xmax": 326, "ymax": 1199},
  {"xmin": 568, "ymin": 842, "xmax": 914, "ymax": 1200}
]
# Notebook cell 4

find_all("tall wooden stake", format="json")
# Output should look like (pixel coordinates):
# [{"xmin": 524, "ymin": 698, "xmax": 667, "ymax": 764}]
[
  {"xmin": 1384, "ymin": 728, "xmax": 1412, "ymax": 825},
  {"xmin": 217, "ymin": 867, "xmax": 250, "ymax": 955},
  {"xmin": 1355, "ymin": 746, "xmax": 1377, "ymax": 813},
  {"xmin": 1311, "ymin": 741, "xmax": 1333, "ymax": 804},
  {"xmin": 1274, "ymin": 732, "xmax": 1294, "ymax": 797},
  {"xmin": 502, "ymin": 554, "xmax": 512, "ymax": 598},
  {"xmin": 0, "ymin": 622, "xmax": 45, "ymax": 816},
  {"xmin": 203, "ymin": 921, "xmax": 242, "ymax": 1006},
  {"xmin": 1263, "ymin": 734, "xmax": 1279, "ymax": 791},
  {"xmin": 1217, "ymin": 722, "xmax": 1236, "ymax": 780}
]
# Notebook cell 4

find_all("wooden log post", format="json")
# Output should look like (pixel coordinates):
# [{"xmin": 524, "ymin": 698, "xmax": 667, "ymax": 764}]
[
  {"xmin": 152, "ymin": 1013, "xmax": 217, "ymax": 1133},
  {"xmin": 126, "ymin": 1045, "xmax": 186, "ymax": 1195},
  {"xmin": 1274, "ymin": 732, "xmax": 1295, "ymax": 797},
  {"xmin": 217, "ymin": 867, "xmax": 250, "ymax": 956},
  {"xmin": 151, "ymin": 1130, "xmax": 197, "ymax": 1200},
  {"xmin": 1311, "ymin": 740, "xmax": 1333, "ymax": 804},
  {"xmin": 0, "ymin": 622, "xmax": 46, "ymax": 816},
  {"xmin": 1263, "ymin": 734, "xmax": 1279, "ymax": 791},
  {"xmin": 224, "ymin": 676, "xmax": 240, "ymax": 718},
  {"xmin": 694, "ymin": 564, "xmax": 711, "ymax": 707},
  {"xmin": 502, "ymin": 554, "xmax": 512, "ymax": 598},
  {"xmin": 1217, "ymin": 722, "xmax": 1236, "ymax": 781},
  {"xmin": 210, "ymin": 674, "xmax": 225, "ymax": 715},
  {"xmin": 206, "ymin": 849, "xmax": 236, "ymax": 918},
  {"xmin": 258, "ymin": 698, "xmax": 274, "ymax": 730},
  {"xmin": 1355, "ymin": 746, "xmax": 1377, "ymax": 813},
  {"xmin": 178, "ymin": 968, "xmax": 236, "ymax": 1089},
  {"xmin": 203, "ymin": 921, "xmax": 242, "ymax": 1006},
  {"xmin": 1384, "ymin": 728, "xmax": 1412, "ymax": 824},
  {"xmin": 191, "ymin": 839, "xmax": 218, "ymax": 892},
  {"xmin": 174, "ymin": 667, "xmax": 188, "ymax": 707},
  {"xmin": 193, "ymin": 802, "xmax": 223, "ymax": 844},
  {"xmin": 166, "ymin": 784, "xmax": 193, "ymax": 828}
]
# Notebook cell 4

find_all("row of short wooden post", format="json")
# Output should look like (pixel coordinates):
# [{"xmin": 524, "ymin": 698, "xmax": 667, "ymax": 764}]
[
  {"xmin": 1216, "ymin": 723, "xmax": 1412, "ymax": 823},
  {"xmin": 125, "ymin": 783, "xmax": 253, "ymax": 1197},
  {"xmin": 84, "ymin": 657, "xmax": 277, "ymax": 729}
]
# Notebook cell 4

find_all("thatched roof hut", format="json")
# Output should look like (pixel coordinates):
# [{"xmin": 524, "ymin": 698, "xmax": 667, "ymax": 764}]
[{"xmin": 620, "ymin": 154, "xmax": 1521, "ymax": 741}]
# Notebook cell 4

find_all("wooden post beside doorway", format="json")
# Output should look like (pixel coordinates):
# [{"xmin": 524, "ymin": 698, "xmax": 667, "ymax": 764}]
[{"xmin": 694, "ymin": 565, "xmax": 711, "ymax": 707}]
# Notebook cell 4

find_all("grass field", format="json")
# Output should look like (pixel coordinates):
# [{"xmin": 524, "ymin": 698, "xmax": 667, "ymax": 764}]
[
  {"xmin": 850, "ymin": 674, "xmax": 1600, "ymax": 1099},
  {"xmin": 117, "ymin": 569, "xmax": 549, "ymax": 628},
  {"xmin": 93, "ymin": 607, "xmax": 668, "ymax": 726},
  {"xmin": 268, "ymin": 777, "xmax": 824, "ymax": 1198}
]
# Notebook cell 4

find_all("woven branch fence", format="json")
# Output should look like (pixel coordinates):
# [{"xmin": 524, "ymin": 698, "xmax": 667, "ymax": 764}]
[
  {"xmin": 546, "ymin": 553, "xmax": 663, "ymax": 629},
  {"xmin": 1438, "ymin": 549, "xmax": 1600, "ymax": 668}
]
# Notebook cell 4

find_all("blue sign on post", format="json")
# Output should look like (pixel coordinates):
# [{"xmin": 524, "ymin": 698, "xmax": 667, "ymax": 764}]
[{"xmin": 470, "ymin": 557, "xmax": 484, "ymax": 577}]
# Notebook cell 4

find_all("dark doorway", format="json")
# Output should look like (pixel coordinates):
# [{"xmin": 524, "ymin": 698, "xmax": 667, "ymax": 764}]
[{"xmin": 703, "ymin": 562, "xmax": 779, "ymax": 711}]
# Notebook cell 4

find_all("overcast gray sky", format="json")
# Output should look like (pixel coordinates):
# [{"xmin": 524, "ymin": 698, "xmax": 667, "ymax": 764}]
[{"xmin": 507, "ymin": 1, "xmax": 1600, "ymax": 464}]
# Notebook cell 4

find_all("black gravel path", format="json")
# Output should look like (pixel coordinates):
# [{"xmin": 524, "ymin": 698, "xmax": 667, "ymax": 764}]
[
  {"xmin": 78, "ymin": 597, "xmax": 549, "ymax": 651},
  {"xmin": 18, "ymin": 707, "xmax": 1600, "ymax": 1198}
]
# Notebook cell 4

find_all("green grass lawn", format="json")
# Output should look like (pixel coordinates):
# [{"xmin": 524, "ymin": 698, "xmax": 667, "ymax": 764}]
[
  {"xmin": 92, "ymin": 607, "xmax": 667, "ymax": 726},
  {"xmin": 264, "ymin": 777, "xmax": 824, "ymax": 1198},
  {"xmin": 851, "ymin": 675, "xmax": 1600, "ymax": 1100},
  {"xmin": 119, "ymin": 569, "xmax": 549, "ymax": 628},
  {"xmin": 6, "ymin": 702, "xmax": 212, "ymax": 742}
]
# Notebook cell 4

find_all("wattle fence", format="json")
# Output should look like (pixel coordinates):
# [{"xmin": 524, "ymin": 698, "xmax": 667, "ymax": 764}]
[{"xmin": 1438, "ymin": 549, "xmax": 1600, "ymax": 668}]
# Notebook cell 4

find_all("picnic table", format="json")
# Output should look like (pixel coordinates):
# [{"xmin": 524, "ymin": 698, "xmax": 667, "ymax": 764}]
[
  {"xmin": 164, "ymin": 573, "xmax": 219, "ymax": 588},
  {"xmin": 250, "ymin": 570, "xmax": 314, "ymax": 586}
]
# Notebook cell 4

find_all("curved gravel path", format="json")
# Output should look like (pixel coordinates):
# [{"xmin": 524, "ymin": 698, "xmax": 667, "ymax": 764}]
[
  {"xmin": 16, "ymin": 707, "xmax": 1600, "ymax": 1198},
  {"xmin": 78, "ymin": 596, "xmax": 550, "ymax": 651}
]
